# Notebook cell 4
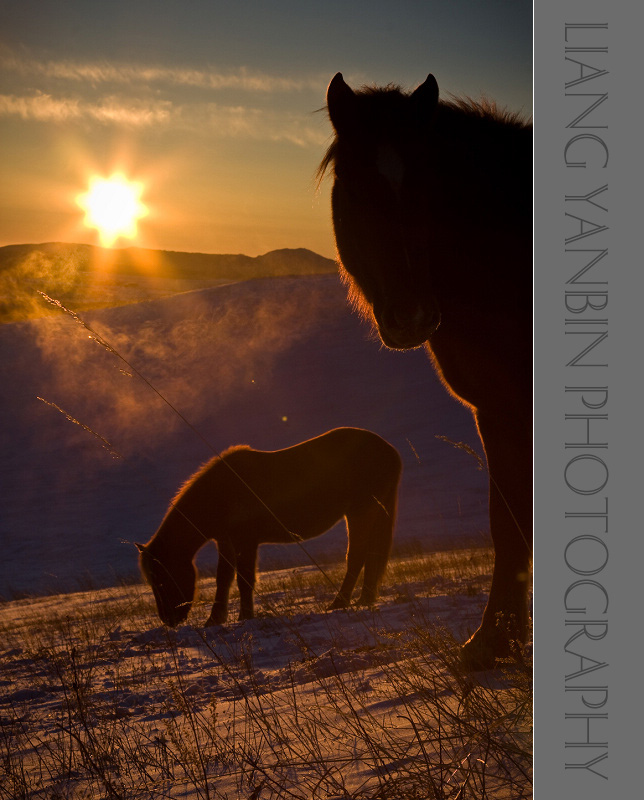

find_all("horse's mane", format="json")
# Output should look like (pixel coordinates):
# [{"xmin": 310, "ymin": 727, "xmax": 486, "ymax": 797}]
[
  {"xmin": 317, "ymin": 85, "xmax": 531, "ymax": 184},
  {"xmin": 139, "ymin": 546, "xmax": 154, "ymax": 585},
  {"xmin": 348, "ymin": 83, "xmax": 531, "ymax": 125},
  {"xmin": 168, "ymin": 446, "xmax": 252, "ymax": 507},
  {"xmin": 317, "ymin": 143, "xmax": 338, "ymax": 185},
  {"xmin": 442, "ymin": 94, "xmax": 530, "ymax": 127}
]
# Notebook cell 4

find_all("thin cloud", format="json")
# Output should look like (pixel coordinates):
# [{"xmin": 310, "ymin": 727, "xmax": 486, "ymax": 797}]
[
  {"xmin": 0, "ymin": 93, "xmax": 83, "ymax": 123},
  {"xmin": 187, "ymin": 103, "xmax": 327, "ymax": 145},
  {"xmin": 1, "ymin": 49, "xmax": 324, "ymax": 94},
  {"xmin": 0, "ymin": 47, "xmax": 328, "ymax": 145},
  {"xmin": 0, "ymin": 93, "xmax": 172, "ymax": 127},
  {"xmin": 0, "ymin": 91, "xmax": 327, "ymax": 146}
]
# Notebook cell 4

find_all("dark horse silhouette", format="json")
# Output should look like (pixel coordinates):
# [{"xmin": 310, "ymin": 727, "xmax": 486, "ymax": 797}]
[
  {"xmin": 321, "ymin": 73, "xmax": 532, "ymax": 669},
  {"xmin": 138, "ymin": 427, "xmax": 401, "ymax": 627}
]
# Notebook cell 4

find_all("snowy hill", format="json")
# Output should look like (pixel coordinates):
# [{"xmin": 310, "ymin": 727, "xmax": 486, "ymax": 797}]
[
  {"xmin": 0, "ymin": 242, "xmax": 335, "ymax": 323},
  {"xmin": 0, "ymin": 272, "xmax": 488, "ymax": 598}
]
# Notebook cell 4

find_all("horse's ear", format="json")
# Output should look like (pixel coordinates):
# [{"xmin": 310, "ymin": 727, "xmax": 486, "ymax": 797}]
[
  {"xmin": 135, "ymin": 542, "xmax": 146, "ymax": 553},
  {"xmin": 410, "ymin": 74, "xmax": 439, "ymax": 127},
  {"xmin": 327, "ymin": 72, "xmax": 356, "ymax": 133}
]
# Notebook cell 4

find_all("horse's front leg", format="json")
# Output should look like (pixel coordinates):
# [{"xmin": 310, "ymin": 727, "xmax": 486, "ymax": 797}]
[
  {"xmin": 236, "ymin": 542, "xmax": 258, "ymax": 621},
  {"xmin": 462, "ymin": 409, "xmax": 533, "ymax": 669},
  {"xmin": 205, "ymin": 539, "xmax": 236, "ymax": 626}
]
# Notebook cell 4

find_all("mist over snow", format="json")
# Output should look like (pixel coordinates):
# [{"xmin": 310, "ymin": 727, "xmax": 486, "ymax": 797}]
[{"xmin": 0, "ymin": 273, "xmax": 488, "ymax": 598}]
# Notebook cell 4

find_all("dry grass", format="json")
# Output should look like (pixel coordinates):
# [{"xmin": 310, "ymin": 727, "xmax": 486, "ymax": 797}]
[{"xmin": 0, "ymin": 547, "xmax": 531, "ymax": 799}]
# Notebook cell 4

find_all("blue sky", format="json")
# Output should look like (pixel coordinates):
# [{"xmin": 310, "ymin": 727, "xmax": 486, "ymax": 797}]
[{"xmin": 0, "ymin": 1, "xmax": 532, "ymax": 256}]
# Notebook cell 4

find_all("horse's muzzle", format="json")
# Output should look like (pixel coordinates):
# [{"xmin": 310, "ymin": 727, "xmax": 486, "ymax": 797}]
[
  {"xmin": 157, "ymin": 597, "xmax": 191, "ymax": 628},
  {"xmin": 376, "ymin": 304, "xmax": 441, "ymax": 350},
  {"xmin": 161, "ymin": 608, "xmax": 189, "ymax": 628}
]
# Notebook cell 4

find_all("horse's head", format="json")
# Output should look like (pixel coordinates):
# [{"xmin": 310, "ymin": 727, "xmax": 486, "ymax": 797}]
[
  {"xmin": 324, "ymin": 72, "xmax": 442, "ymax": 350},
  {"xmin": 137, "ymin": 542, "xmax": 196, "ymax": 627}
]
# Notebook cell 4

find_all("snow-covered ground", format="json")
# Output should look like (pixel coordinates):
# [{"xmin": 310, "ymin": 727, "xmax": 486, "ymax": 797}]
[{"xmin": 0, "ymin": 550, "xmax": 532, "ymax": 799}]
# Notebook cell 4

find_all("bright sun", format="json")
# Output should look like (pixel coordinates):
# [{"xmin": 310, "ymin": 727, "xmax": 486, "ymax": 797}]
[{"xmin": 77, "ymin": 174, "xmax": 148, "ymax": 247}]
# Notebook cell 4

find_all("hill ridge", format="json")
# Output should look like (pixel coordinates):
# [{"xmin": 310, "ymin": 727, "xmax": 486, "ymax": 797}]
[{"xmin": 0, "ymin": 242, "xmax": 335, "ymax": 323}]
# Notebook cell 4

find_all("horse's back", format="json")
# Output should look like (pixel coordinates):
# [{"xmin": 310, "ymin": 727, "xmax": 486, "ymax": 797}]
[
  {"xmin": 215, "ymin": 428, "xmax": 401, "ymax": 539},
  {"xmin": 221, "ymin": 428, "xmax": 398, "ymax": 488}
]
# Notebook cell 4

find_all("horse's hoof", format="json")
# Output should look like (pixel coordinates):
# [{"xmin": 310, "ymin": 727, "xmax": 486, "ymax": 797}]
[
  {"xmin": 356, "ymin": 594, "xmax": 376, "ymax": 607},
  {"xmin": 205, "ymin": 614, "xmax": 226, "ymax": 627},
  {"xmin": 460, "ymin": 635, "xmax": 498, "ymax": 671},
  {"xmin": 327, "ymin": 599, "xmax": 349, "ymax": 610},
  {"xmin": 460, "ymin": 625, "xmax": 525, "ymax": 671}
]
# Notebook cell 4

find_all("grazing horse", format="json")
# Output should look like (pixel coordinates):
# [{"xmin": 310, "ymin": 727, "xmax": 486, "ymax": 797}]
[
  {"xmin": 137, "ymin": 427, "xmax": 401, "ymax": 627},
  {"xmin": 321, "ymin": 73, "xmax": 532, "ymax": 669}
]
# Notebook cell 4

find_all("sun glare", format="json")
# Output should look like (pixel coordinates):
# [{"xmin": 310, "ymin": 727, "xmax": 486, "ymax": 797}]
[{"xmin": 77, "ymin": 174, "xmax": 148, "ymax": 247}]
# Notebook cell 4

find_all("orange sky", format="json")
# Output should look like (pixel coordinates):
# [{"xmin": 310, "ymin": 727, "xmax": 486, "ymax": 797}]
[{"xmin": 0, "ymin": 1, "xmax": 532, "ymax": 258}]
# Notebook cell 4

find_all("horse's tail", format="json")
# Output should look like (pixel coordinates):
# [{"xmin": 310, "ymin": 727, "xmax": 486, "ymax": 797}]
[
  {"xmin": 372, "ymin": 480, "xmax": 399, "ymax": 582},
  {"xmin": 356, "ymin": 447, "xmax": 401, "ymax": 602},
  {"xmin": 377, "ymin": 440, "xmax": 402, "ymax": 560}
]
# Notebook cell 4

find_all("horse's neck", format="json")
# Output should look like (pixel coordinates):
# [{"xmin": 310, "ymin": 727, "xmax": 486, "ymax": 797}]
[
  {"xmin": 434, "ymin": 105, "xmax": 529, "ymax": 178},
  {"xmin": 151, "ymin": 507, "xmax": 204, "ymax": 562},
  {"xmin": 429, "ymin": 109, "xmax": 531, "ymax": 234},
  {"xmin": 420, "ymin": 110, "xmax": 531, "ymax": 315}
]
